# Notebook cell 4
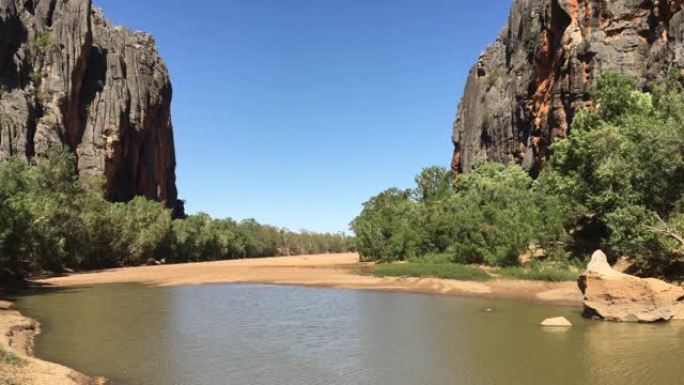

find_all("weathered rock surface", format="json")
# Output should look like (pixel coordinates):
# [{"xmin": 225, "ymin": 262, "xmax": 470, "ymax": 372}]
[
  {"xmin": 540, "ymin": 316, "xmax": 573, "ymax": 326},
  {"xmin": 578, "ymin": 250, "xmax": 684, "ymax": 322},
  {"xmin": 451, "ymin": 0, "xmax": 684, "ymax": 176},
  {"xmin": 0, "ymin": 0, "xmax": 181, "ymax": 215}
]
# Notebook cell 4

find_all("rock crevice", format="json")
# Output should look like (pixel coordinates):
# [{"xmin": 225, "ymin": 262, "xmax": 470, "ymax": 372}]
[
  {"xmin": 0, "ymin": 0, "xmax": 181, "ymax": 215},
  {"xmin": 452, "ymin": 0, "xmax": 684, "ymax": 175}
]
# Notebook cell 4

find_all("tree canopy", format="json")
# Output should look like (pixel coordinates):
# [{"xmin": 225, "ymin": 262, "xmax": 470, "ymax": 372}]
[
  {"xmin": 0, "ymin": 149, "xmax": 355, "ymax": 278},
  {"xmin": 353, "ymin": 71, "xmax": 684, "ymax": 279}
]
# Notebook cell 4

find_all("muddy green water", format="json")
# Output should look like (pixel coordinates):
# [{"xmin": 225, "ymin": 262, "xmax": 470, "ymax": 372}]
[{"xmin": 12, "ymin": 284, "xmax": 684, "ymax": 385}]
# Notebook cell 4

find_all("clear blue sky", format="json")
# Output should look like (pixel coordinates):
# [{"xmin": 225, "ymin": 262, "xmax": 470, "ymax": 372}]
[{"xmin": 95, "ymin": 0, "xmax": 511, "ymax": 233}]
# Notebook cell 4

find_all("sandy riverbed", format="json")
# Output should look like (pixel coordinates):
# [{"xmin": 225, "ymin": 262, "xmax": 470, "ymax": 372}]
[{"xmin": 37, "ymin": 253, "xmax": 584, "ymax": 304}]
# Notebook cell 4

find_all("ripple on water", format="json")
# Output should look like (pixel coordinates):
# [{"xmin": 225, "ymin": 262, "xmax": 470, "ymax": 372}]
[{"xmin": 13, "ymin": 283, "xmax": 684, "ymax": 385}]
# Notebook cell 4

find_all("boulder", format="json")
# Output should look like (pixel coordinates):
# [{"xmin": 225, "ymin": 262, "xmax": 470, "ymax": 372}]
[
  {"xmin": 578, "ymin": 251, "xmax": 684, "ymax": 323},
  {"xmin": 540, "ymin": 317, "xmax": 572, "ymax": 327}
]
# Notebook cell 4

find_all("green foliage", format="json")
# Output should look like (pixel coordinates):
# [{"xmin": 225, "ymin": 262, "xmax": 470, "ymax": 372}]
[
  {"xmin": 108, "ymin": 197, "xmax": 173, "ymax": 266},
  {"xmin": 371, "ymin": 263, "xmax": 491, "ymax": 281},
  {"xmin": 26, "ymin": 30, "xmax": 52, "ymax": 88},
  {"xmin": 406, "ymin": 252, "xmax": 453, "ymax": 264},
  {"xmin": 35, "ymin": 88, "xmax": 49, "ymax": 107},
  {"xmin": 171, "ymin": 213, "xmax": 227, "ymax": 262},
  {"xmin": 0, "ymin": 349, "xmax": 23, "ymax": 367},
  {"xmin": 0, "ymin": 147, "xmax": 84, "ymax": 274},
  {"xmin": 486, "ymin": 67, "xmax": 503, "ymax": 88},
  {"xmin": 415, "ymin": 166, "xmax": 453, "ymax": 202},
  {"xmin": 0, "ymin": 348, "xmax": 24, "ymax": 385},
  {"xmin": 34, "ymin": 31, "xmax": 52, "ymax": 54},
  {"xmin": 543, "ymin": 71, "xmax": 684, "ymax": 277},
  {"xmin": 447, "ymin": 163, "xmax": 567, "ymax": 266},
  {"xmin": 480, "ymin": 113, "xmax": 491, "ymax": 130},
  {"xmin": 495, "ymin": 261, "xmax": 580, "ymax": 282},
  {"xmin": 352, "ymin": 163, "xmax": 567, "ymax": 267},
  {"xmin": 0, "ymin": 148, "xmax": 355, "ymax": 278},
  {"xmin": 351, "ymin": 188, "xmax": 419, "ymax": 262},
  {"xmin": 169, "ymin": 216, "xmax": 354, "ymax": 263},
  {"xmin": 592, "ymin": 72, "xmax": 652, "ymax": 123},
  {"xmin": 353, "ymin": 71, "xmax": 684, "ymax": 279}
]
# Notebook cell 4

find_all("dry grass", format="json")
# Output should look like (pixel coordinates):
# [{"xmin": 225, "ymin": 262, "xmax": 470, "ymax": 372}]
[{"xmin": 0, "ymin": 348, "xmax": 28, "ymax": 385}]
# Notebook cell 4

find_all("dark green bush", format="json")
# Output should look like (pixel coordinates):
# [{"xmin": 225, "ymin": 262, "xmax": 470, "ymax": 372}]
[
  {"xmin": 351, "ymin": 163, "xmax": 567, "ymax": 267},
  {"xmin": 543, "ymin": 71, "xmax": 684, "ymax": 277}
]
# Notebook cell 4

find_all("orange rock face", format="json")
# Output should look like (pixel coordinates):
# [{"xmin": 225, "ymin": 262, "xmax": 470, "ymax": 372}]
[{"xmin": 452, "ymin": 0, "xmax": 684, "ymax": 177}]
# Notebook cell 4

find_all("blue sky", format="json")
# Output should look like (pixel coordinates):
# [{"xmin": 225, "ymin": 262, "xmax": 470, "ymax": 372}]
[{"xmin": 95, "ymin": 0, "xmax": 511, "ymax": 233}]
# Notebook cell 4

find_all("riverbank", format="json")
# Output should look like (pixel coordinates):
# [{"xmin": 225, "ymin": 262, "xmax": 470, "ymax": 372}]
[
  {"xmin": 0, "ymin": 253, "xmax": 582, "ymax": 384},
  {"xmin": 0, "ymin": 300, "xmax": 104, "ymax": 385},
  {"xmin": 37, "ymin": 253, "xmax": 584, "ymax": 305}
]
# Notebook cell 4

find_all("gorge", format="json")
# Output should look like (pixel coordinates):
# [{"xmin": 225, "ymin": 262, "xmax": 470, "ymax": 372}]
[
  {"xmin": 452, "ymin": 0, "xmax": 684, "ymax": 176},
  {"xmin": 0, "ymin": 0, "xmax": 182, "ymax": 214}
]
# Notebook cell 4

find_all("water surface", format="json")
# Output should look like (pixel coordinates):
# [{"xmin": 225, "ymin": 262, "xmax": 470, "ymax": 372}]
[{"xmin": 14, "ymin": 284, "xmax": 684, "ymax": 385}]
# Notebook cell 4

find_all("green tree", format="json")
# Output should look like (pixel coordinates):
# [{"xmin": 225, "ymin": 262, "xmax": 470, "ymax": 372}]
[
  {"xmin": 351, "ymin": 188, "xmax": 419, "ymax": 262},
  {"xmin": 415, "ymin": 166, "xmax": 453, "ymax": 202},
  {"xmin": 544, "ymin": 71, "xmax": 684, "ymax": 277},
  {"xmin": 108, "ymin": 197, "xmax": 172, "ymax": 266},
  {"xmin": 351, "ymin": 163, "xmax": 566, "ymax": 266},
  {"xmin": 442, "ymin": 162, "xmax": 566, "ymax": 266},
  {"xmin": 0, "ymin": 160, "xmax": 34, "ymax": 277}
]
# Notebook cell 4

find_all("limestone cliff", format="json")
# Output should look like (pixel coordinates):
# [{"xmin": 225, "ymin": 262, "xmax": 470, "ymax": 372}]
[
  {"xmin": 0, "ymin": 0, "xmax": 182, "ymax": 215},
  {"xmin": 452, "ymin": 0, "xmax": 684, "ymax": 176}
]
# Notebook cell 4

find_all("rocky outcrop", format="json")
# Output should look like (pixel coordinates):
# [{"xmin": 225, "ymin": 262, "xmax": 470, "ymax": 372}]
[
  {"xmin": 451, "ymin": 0, "xmax": 684, "ymax": 176},
  {"xmin": 578, "ymin": 250, "xmax": 684, "ymax": 322},
  {"xmin": 0, "ymin": 0, "xmax": 182, "ymax": 215}
]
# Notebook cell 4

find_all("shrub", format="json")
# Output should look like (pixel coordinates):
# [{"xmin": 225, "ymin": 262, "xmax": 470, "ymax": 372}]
[
  {"xmin": 352, "ymin": 163, "xmax": 568, "ymax": 267},
  {"xmin": 543, "ymin": 71, "xmax": 684, "ymax": 277},
  {"xmin": 351, "ymin": 188, "xmax": 420, "ymax": 262},
  {"xmin": 495, "ymin": 262, "xmax": 580, "ymax": 282},
  {"xmin": 0, "ymin": 349, "xmax": 23, "ymax": 367},
  {"xmin": 486, "ymin": 67, "xmax": 503, "ymax": 88},
  {"xmin": 0, "ymin": 348, "xmax": 25, "ymax": 385}
]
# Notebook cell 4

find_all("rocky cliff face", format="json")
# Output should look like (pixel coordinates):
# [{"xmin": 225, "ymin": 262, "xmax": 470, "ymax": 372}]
[
  {"xmin": 0, "ymin": 0, "xmax": 182, "ymax": 215},
  {"xmin": 452, "ymin": 0, "xmax": 684, "ymax": 176}
]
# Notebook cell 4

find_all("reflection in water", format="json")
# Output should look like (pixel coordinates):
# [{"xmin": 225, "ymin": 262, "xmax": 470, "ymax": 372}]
[
  {"xmin": 14, "ymin": 284, "xmax": 684, "ymax": 385},
  {"xmin": 581, "ymin": 322, "xmax": 684, "ymax": 385}
]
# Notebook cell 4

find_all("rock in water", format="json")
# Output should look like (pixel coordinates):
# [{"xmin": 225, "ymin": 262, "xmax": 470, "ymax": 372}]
[
  {"xmin": 0, "ymin": 0, "xmax": 182, "ymax": 215},
  {"xmin": 578, "ymin": 251, "xmax": 684, "ymax": 323},
  {"xmin": 450, "ymin": 0, "xmax": 684, "ymax": 176},
  {"xmin": 541, "ymin": 317, "xmax": 572, "ymax": 327}
]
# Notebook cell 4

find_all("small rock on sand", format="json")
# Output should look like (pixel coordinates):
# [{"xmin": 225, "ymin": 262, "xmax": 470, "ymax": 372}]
[{"xmin": 541, "ymin": 317, "xmax": 573, "ymax": 327}]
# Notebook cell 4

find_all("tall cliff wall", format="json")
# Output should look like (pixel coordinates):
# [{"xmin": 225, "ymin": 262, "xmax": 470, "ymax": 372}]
[
  {"xmin": 452, "ymin": 0, "xmax": 684, "ymax": 176},
  {"xmin": 0, "ymin": 0, "xmax": 181, "ymax": 215}
]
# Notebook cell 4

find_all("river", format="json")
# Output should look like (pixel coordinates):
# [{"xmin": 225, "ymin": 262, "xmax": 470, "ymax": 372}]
[{"xmin": 14, "ymin": 283, "xmax": 684, "ymax": 385}]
